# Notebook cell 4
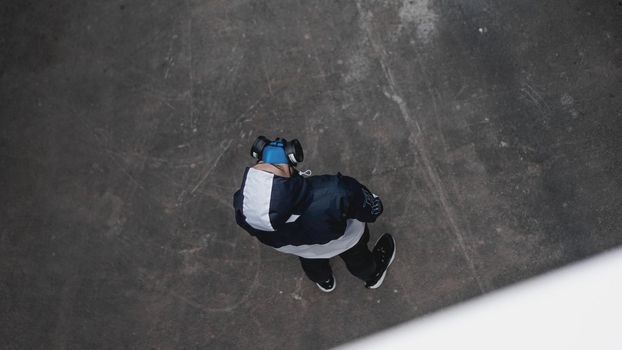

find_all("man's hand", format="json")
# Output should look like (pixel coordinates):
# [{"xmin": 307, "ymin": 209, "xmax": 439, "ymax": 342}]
[{"xmin": 362, "ymin": 187, "xmax": 383, "ymax": 217}]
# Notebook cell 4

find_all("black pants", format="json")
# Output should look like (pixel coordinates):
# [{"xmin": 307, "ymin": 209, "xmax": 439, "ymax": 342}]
[{"xmin": 299, "ymin": 225, "xmax": 376, "ymax": 283}]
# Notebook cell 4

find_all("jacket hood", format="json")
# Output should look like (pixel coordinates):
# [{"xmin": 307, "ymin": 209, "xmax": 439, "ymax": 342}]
[{"xmin": 238, "ymin": 167, "xmax": 311, "ymax": 231}]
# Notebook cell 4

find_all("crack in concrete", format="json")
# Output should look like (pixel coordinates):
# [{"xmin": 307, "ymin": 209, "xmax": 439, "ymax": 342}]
[
  {"xmin": 355, "ymin": 0, "xmax": 486, "ymax": 293},
  {"xmin": 189, "ymin": 139, "xmax": 233, "ymax": 195}
]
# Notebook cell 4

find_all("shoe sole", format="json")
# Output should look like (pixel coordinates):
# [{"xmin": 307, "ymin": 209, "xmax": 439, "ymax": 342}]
[
  {"xmin": 367, "ymin": 235, "xmax": 396, "ymax": 289},
  {"xmin": 317, "ymin": 276, "xmax": 336, "ymax": 292}
]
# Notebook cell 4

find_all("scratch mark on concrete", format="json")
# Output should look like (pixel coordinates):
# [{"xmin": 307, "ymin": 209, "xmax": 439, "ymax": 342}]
[
  {"xmin": 296, "ymin": 0, "xmax": 327, "ymax": 79},
  {"xmin": 178, "ymin": 247, "xmax": 203, "ymax": 255},
  {"xmin": 311, "ymin": 45, "xmax": 326, "ymax": 78},
  {"xmin": 290, "ymin": 275, "xmax": 305, "ymax": 301},
  {"xmin": 164, "ymin": 35, "xmax": 176, "ymax": 80},
  {"xmin": 521, "ymin": 83, "xmax": 551, "ymax": 118},
  {"xmin": 185, "ymin": 0, "xmax": 197, "ymax": 130},
  {"xmin": 189, "ymin": 139, "xmax": 233, "ymax": 195},
  {"xmin": 167, "ymin": 290, "xmax": 227, "ymax": 313},
  {"xmin": 223, "ymin": 92, "xmax": 273, "ymax": 134},
  {"xmin": 415, "ymin": 60, "xmax": 448, "ymax": 151},
  {"xmin": 355, "ymin": 0, "xmax": 486, "ymax": 293},
  {"xmin": 105, "ymin": 149, "xmax": 147, "ymax": 191},
  {"xmin": 101, "ymin": 2, "xmax": 183, "ymax": 72},
  {"xmin": 168, "ymin": 242, "xmax": 262, "ymax": 313},
  {"xmin": 193, "ymin": 189, "xmax": 233, "ymax": 209},
  {"xmin": 261, "ymin": 57, "xmax": 274, "ymax": 96},
  {"xmin": 162, "ymin": 99, "xmax": 176, "ymax": 110},
  {"xmin": 51, "ymin": 274, "xmax": 79, "ymax": 349}
]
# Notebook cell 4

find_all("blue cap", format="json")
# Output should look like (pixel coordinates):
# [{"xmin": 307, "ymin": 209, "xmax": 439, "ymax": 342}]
[{"xmin": 261, "ymin": 141, "xmax": 289, "ymax": 164}]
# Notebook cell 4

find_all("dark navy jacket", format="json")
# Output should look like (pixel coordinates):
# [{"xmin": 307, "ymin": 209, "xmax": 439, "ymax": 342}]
[{"xmin": 233, "ymin": 167, "xmax": 382, "ymax": 258}]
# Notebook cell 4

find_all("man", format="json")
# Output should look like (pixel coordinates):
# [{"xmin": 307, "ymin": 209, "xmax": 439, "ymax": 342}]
[{"xmin": 233, "ymin": 136, "xmax": 395, "ymax": 292}]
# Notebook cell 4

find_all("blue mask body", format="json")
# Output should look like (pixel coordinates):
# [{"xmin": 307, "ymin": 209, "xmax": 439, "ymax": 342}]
[{"xmin": 261, "ymin": 141, "xmax": 289, "ymax": 164}]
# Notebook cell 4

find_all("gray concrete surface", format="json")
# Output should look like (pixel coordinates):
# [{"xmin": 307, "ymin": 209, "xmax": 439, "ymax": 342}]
[{"xmin": 1, "ymin": 0, "xmax": 621, "ymax": 349}]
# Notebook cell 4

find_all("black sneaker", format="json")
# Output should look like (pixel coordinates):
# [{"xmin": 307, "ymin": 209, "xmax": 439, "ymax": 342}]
[
  {"xmin": 365, "ymin": 234, "xmax": 396, "ymax": 289},
  {"xmin": 316, "ymin": 275, "xmax": 336, "ymax": 292}
]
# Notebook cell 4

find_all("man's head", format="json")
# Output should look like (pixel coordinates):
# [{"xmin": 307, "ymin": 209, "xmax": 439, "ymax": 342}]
[
  {"xmin": 250, "ymin": 136, "xmax": 304, "ymax": 166},
  {"xmin": 250, "ymin": 136, "xmax": 304, "ymax": 177}
]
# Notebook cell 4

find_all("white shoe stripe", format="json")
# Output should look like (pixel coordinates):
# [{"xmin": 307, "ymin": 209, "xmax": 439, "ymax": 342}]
[{"xmin": 317, "ymin": 276, "xmax": 336, "ymax": 292}]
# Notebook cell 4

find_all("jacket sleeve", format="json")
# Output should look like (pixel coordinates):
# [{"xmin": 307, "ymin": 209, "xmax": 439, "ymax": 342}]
[
  {"xmin": 233, "ymin": 189, "xmax": 256, "ymax": 236},
  {"xmin": 339, "ymin": 175, "xmax": 383, "ymax": 223}
]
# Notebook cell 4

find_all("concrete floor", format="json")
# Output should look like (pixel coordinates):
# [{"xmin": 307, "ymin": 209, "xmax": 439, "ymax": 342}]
[{"xmin": 2, "ymin": 0, "xmax": 621, "ymax": 349}]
